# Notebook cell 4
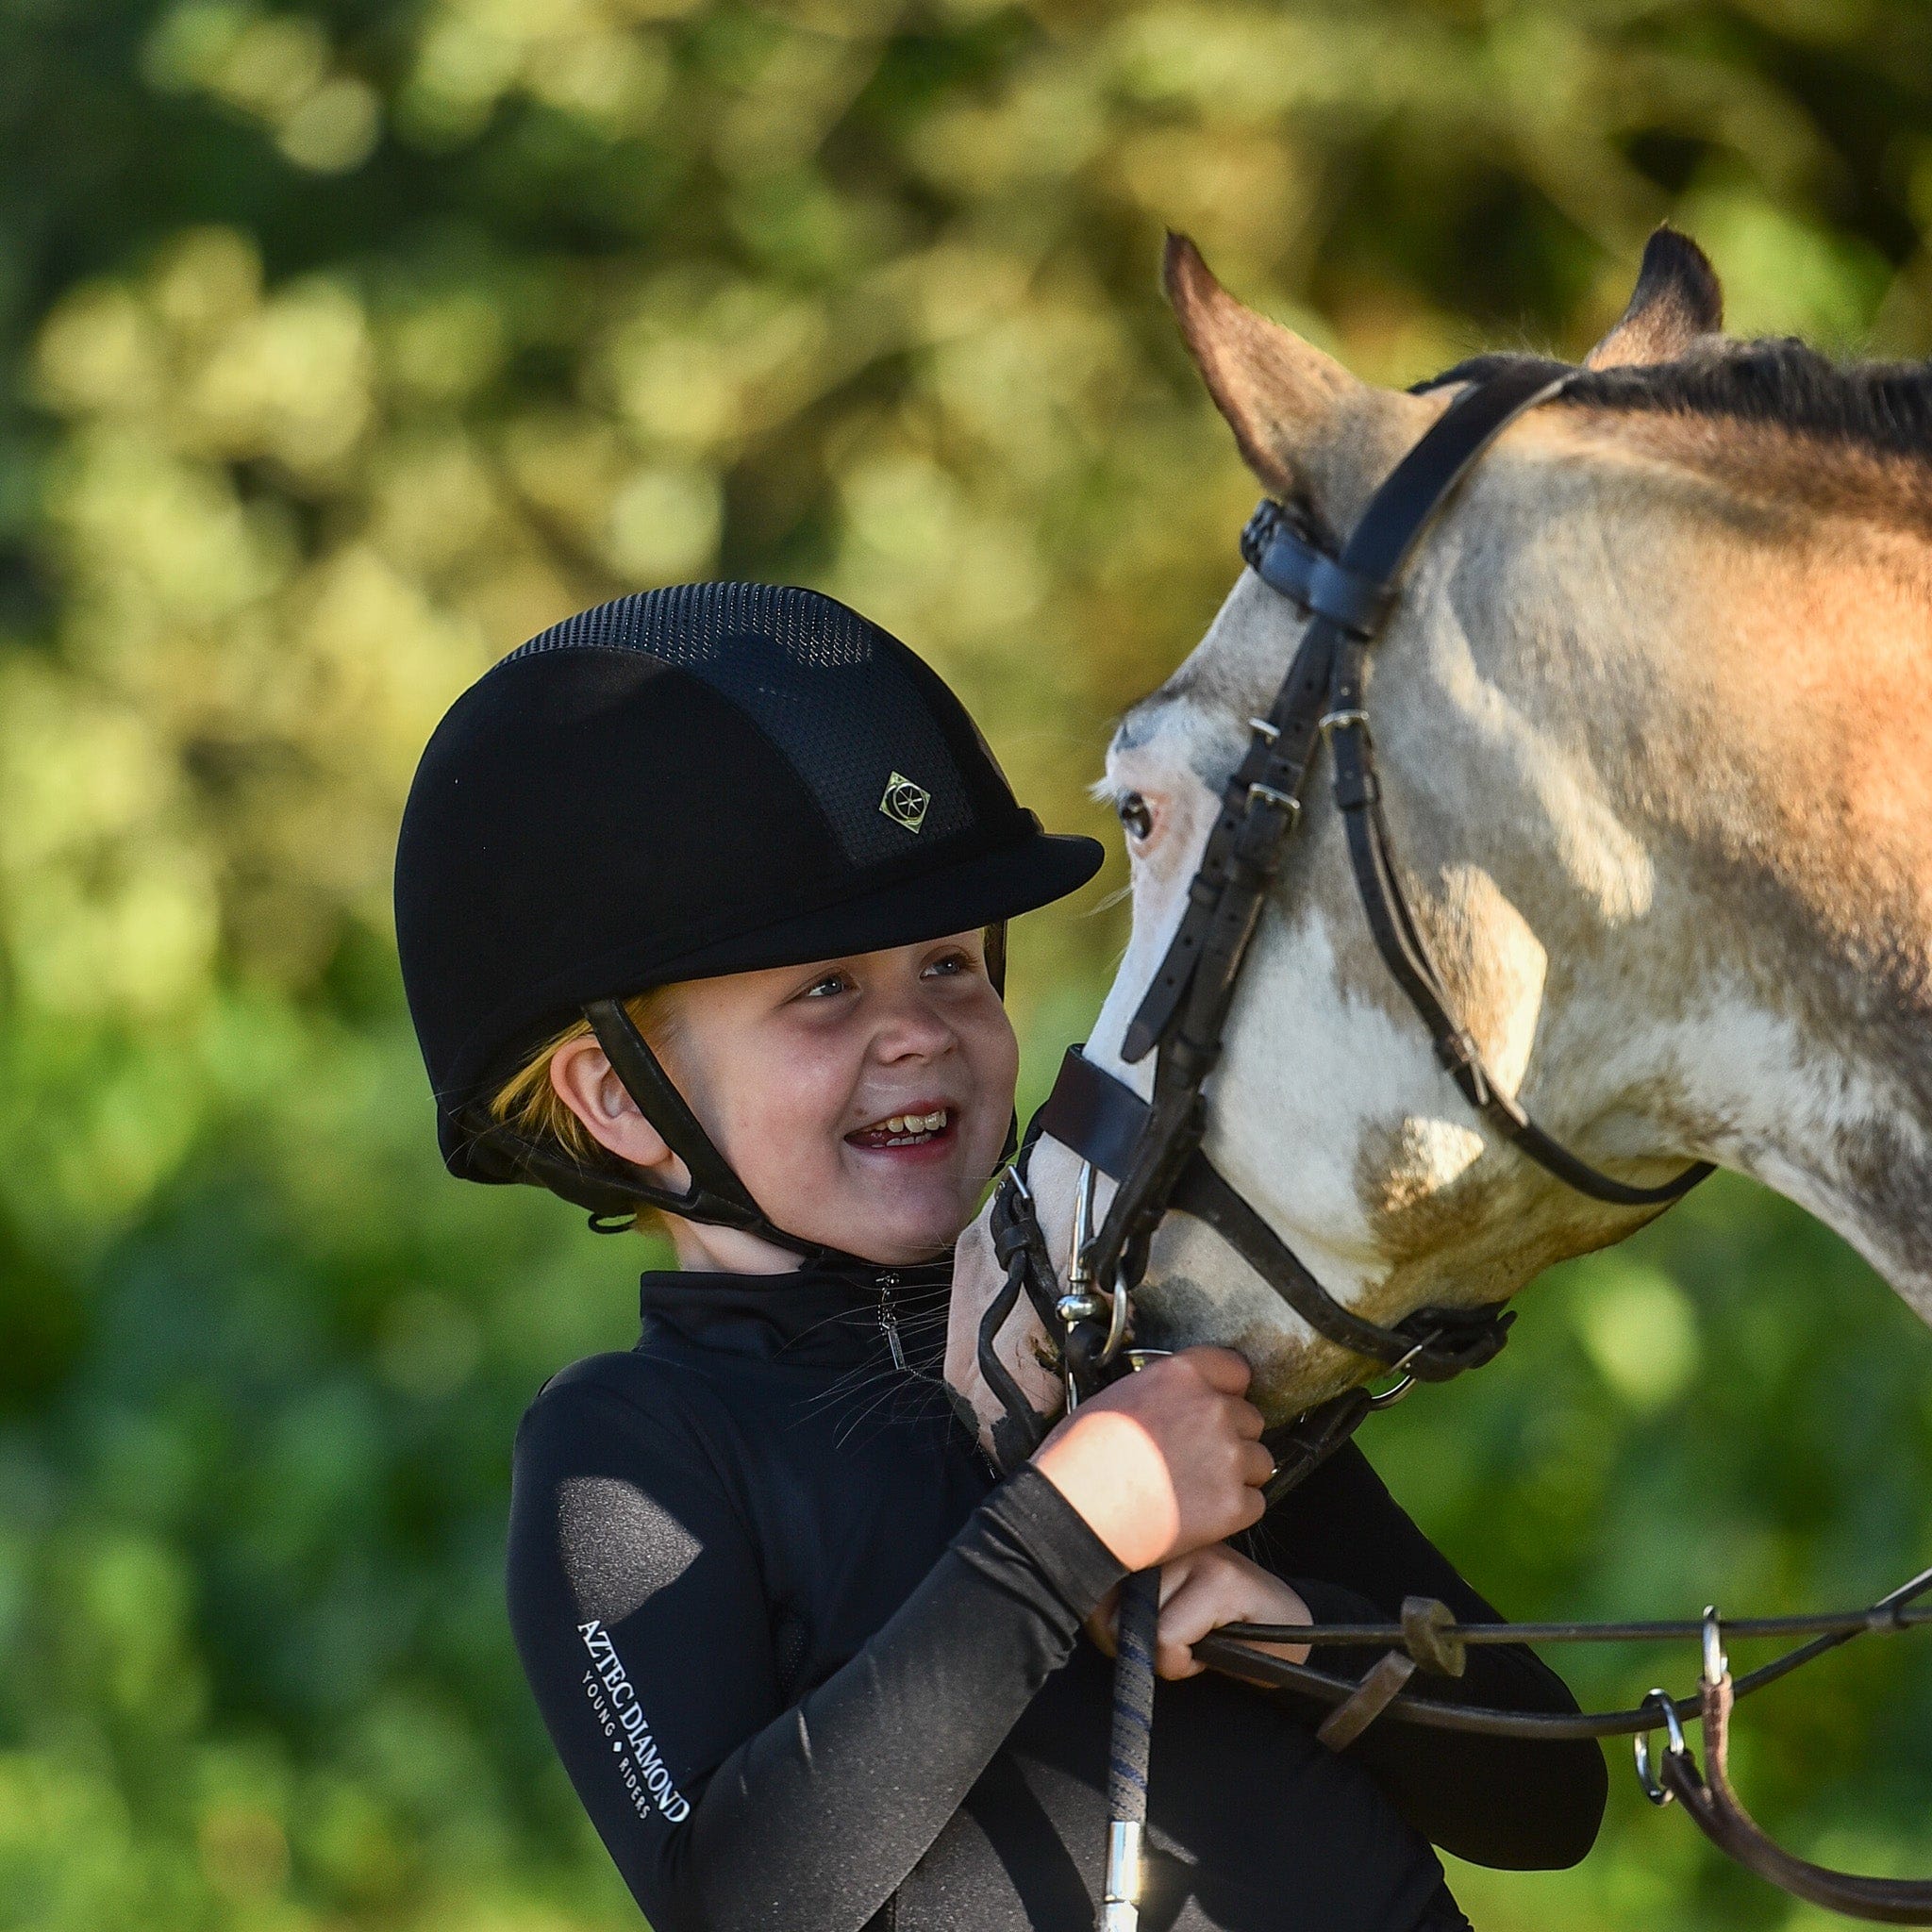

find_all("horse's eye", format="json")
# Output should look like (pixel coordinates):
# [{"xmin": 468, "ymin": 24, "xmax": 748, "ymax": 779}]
[{"xmin": 1117, "ymin": 792, "xmax": 1153, "ymax": 841}]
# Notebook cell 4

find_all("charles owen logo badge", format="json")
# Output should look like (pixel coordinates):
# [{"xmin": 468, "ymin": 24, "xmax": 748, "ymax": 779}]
[{"xmin": 879, "ymin": 771, "xmax": 930, "ymax": 833}]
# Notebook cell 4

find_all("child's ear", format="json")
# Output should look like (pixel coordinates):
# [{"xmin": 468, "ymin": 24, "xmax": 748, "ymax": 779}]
[{"xmin": 550, "ymin": 1034, "xmax": 682, "ymax": 1179}]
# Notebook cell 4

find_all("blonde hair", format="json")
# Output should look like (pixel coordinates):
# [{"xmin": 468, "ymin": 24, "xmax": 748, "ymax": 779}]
[{"xmin": 488, "ymin": 984, "xmax": 683, "ymax": 1231}]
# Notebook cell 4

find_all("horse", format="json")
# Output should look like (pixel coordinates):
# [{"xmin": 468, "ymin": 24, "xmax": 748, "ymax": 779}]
[{"xmin": 946, "ymin": 225, "xmax": 1932, "ymax": 1445}]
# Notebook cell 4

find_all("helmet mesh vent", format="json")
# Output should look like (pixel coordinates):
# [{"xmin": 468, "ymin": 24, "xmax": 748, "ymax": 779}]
[{"xmin": 503, "ymin": 583, "xmax": 976, "ymax": 864}]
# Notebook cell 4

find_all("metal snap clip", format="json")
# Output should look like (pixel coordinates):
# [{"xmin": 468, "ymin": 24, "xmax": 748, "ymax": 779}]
[
  {"xmin": 1633, "ymin": 1689, "xmax": 1688, "ymax": 1807},
  {"xmin": 1097, "ymin": 1265, "xmax": 1135, "ymax": 1366}
]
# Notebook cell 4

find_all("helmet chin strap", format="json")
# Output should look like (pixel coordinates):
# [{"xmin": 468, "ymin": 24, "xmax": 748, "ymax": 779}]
[
  {"xmin": 582, "ymin": 996, "xmax": 865, "ymax": 1266},
  {"xmin": 577, "ymin": 999, "xmax": 779, "ymax": 1227},
  {"xmin": 579, "ymin": 916, "xmax": 1017, "ymax": 1267}
]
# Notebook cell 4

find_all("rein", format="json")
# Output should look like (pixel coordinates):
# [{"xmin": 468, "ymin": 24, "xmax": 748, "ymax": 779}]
[
  {"xmin": 977, "ymin": 358, "xmax": 1932, "ymax": 1924},
  {"xmin": 1195, "ymin": 1569, "xmax": 1932, "ymax": 1924}
]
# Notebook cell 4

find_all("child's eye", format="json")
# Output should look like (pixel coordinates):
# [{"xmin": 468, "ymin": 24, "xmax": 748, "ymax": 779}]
[
  {"xmin": 923, "ymin": 952, "xmax": 972, "ymax": 979},
  {"xmin": 801, "ymin": 971, "xmax": 853, "ymax": 1000}
]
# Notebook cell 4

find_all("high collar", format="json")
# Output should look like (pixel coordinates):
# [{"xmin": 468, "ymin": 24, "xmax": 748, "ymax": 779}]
[{"xmin": 636, "ymin": 1255, "xmax": 955, "ymax": 1371}]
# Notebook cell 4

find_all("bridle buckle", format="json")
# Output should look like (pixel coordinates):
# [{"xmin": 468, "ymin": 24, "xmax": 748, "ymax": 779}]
[{"xmin": 1246, "ymin": 780, "xmax": 1301, "ymax": 820}]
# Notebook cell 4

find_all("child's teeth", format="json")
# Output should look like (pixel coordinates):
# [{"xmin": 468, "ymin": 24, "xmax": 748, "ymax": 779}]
[{"xmin": 864, "ymin": 1108, "xmax": 947, "ymax": 1140}]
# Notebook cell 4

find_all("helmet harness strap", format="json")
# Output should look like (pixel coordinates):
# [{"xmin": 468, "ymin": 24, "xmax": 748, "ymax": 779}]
[{"xmin": 563, "ymin": 919, "xmax": 1017, "ymax": 1257}]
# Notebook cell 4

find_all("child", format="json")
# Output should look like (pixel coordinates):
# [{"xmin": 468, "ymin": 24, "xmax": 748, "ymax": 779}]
[{"xmin": 393, "ymin": 582, "xmax": 1605, "ymax": 1932}]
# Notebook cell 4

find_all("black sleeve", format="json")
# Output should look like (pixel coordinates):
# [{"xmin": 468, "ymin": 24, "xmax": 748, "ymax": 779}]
[
  {"xmin": 505, "ymin": 1370, "xmax": 1127, "ymax": 1932},
  {"xmin": 1236, "ymin": 1440, "xmax": 1607, "ymax": 1871}
]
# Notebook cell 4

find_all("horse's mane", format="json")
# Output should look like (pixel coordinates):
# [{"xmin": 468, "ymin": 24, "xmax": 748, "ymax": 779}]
[{"xmin": 1429, "ymin": 339, "xmax": 1932, "ymax": 465}]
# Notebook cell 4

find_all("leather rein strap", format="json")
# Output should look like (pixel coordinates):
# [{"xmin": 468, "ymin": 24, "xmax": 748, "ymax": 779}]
[{"xmin": 1190, "ymin": 1573, "xmax": 1932, "ymax": 1925}]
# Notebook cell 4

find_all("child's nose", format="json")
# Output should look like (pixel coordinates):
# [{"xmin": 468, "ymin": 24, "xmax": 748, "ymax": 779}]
[{"xmin": 873, "ymin": 988, "xmax": 958, "ymax": 1059}]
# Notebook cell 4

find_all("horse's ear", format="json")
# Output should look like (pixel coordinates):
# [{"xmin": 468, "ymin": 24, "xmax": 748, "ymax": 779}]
[
  {"xmin": 1584, "ymin": 226, "xmax": 1724, "ymax": 371},
  {"xmin": 1164, "ymin": 234, "xmax": 1397, "ymax": 502}
]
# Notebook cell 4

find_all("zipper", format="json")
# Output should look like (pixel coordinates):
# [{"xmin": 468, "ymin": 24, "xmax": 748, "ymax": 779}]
[{"xmin": 875, "ymin": 1272, "xmax": 908, "ymax": 1372}]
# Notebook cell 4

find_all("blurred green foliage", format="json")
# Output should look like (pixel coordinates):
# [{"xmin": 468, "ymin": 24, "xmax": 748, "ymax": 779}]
[{"xmin": 4, "ymin": 1, "xmax": 1932, "ymax": 1926}]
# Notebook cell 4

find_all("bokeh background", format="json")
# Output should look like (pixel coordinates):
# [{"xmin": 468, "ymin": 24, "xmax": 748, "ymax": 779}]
[{"xmin": 5, "ymin": 2, "xmax": 1932, "ymax": 1927}]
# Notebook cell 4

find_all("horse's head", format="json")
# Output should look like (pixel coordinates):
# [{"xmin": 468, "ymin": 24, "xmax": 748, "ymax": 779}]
[{"xmin": 948, "ymin": 227, "xmax": 1932, "ymax": 1451}]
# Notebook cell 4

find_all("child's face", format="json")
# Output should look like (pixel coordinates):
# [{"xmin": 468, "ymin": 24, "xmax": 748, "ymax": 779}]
[{"xmin": 652, "ymin": 928, "xmax": 1018, "ymax": 1265}]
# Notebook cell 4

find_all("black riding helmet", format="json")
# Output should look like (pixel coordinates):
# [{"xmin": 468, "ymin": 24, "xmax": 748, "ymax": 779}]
[{"xmin": 394, "ymin": 581, "xmax": 1103, "ymax": 1257}]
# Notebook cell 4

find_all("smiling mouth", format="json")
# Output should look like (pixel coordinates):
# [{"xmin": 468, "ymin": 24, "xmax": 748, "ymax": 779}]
[{"xmin": 847, "ymin": 1107, "xmax": 954, "ymax": 1151}]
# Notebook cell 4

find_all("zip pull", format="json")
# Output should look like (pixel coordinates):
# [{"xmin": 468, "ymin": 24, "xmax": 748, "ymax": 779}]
[{"xmin": 876, "ymin": 1272, "xmax": 908, "ymax": 1372}]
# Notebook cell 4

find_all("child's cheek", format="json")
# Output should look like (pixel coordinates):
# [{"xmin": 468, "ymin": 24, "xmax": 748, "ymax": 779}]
[{"xmin": 709, "ymin": 1045, "xmax": 844, "ymax": 1204}]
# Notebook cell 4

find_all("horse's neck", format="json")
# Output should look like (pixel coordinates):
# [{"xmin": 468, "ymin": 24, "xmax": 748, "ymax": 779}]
[
  {"xmin": 1663, "ymin": 981, "xmax": 1932, "ymax": 1310},
  {"xmin": 1655, "ymin": 818, "xmax": 1932, "ymax": 1313},
  {"xmin": 1516, "ymin": 516, "xmax": 1932, "ymax": 1313}
]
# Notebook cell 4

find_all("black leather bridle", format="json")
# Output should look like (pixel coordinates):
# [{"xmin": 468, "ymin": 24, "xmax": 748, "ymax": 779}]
[{"xmin": 978, "ymin": 356, "xmax": 1710, "ymax": 1483}]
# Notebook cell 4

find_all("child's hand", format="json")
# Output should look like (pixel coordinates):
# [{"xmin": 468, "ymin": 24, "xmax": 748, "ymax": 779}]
[
  {"xmin": 1029, "ymin": 1347, "xmax": 1271, "ymax": 1570},
  {"xmin": 1084, "ymin": 1543, "xmax": 1314, "ymax": 1681}
]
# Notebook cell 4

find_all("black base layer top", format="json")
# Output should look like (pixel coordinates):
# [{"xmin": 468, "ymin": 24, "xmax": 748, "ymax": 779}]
[{"xmin": 504, "ymin": 1260, "xmax": 1606, "ymax": 1932}]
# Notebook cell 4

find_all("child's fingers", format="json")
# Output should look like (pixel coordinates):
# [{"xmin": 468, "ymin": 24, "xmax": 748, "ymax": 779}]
[
  {"xmin": 1155, "ymin": 1633, "xmax": 1208, "ymax": 1679},
  {"xmin": 1152, "ymin": 1570, "xmax": 1224, "ymax": 1679}
]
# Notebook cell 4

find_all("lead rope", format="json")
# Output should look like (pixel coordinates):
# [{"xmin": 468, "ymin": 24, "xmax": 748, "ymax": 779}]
[
  {"xmin": 1049, "ymin": 1160, "xmax": 1158, "ymax": 1928},
  {"xmin": 1050, "ymin": 1161, "xmax": 1172, "ymax": 1931},
  {"xmin": 1105, "ymin": 1565, "xmax": 1160, "ymax": 1931}
]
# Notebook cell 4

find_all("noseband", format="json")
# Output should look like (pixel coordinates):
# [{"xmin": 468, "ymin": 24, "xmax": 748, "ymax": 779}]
[{"xmin": 981, "ymin": 356, "xmax": 1710, "ymax": 1476}]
